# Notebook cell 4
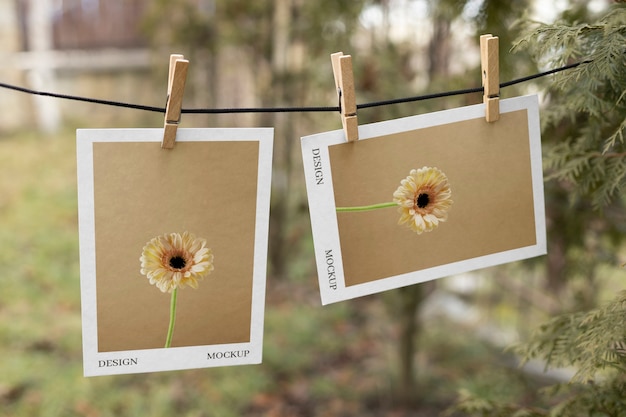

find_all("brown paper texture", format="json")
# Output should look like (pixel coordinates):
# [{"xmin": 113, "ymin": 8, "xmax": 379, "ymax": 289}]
[
  {"xmin": 77, "ymin": 128, "xmax": 273, "ymax": 375},
  {"xmin": 93, "ymin": 141, "xmax": 258, "ymax": 351},
  {"xmin": 330, "ymin": 110, "xmax": 535, "ymax": 286}
]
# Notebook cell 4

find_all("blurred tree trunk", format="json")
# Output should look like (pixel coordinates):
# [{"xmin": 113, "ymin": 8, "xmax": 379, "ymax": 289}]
[
  {"xmin": 545, "ymin": 187, "xmax": 569, "ymax": 296},
  {"xmin": 268, "ymin": 0, "xmax": 292, "ymax": 279},
  {"xmin": 396, "ymin": 285, "xmax": 424, "ymax": 405},
  {"xmin": 427, "ymin": 18, "xmax": 450, "ymax": 80}
]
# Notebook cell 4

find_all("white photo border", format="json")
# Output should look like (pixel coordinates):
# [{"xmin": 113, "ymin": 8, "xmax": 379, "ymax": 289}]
[
  {"xmin": 77, "ymin": 128, "xmax": 273, "ymax": 376},
  {"xmin": 302, "ymin": 95, "xmax": 546, "ymax": 305}
]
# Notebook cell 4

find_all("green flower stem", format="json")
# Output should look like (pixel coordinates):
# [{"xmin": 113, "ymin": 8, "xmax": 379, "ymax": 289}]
[
  {"xmin": 336, "ymin": 201, "xmax": 397, "ymax": 212},
  {"xmin": 165, "ymin": 288, "xmax": 178, "ymax": 348}
]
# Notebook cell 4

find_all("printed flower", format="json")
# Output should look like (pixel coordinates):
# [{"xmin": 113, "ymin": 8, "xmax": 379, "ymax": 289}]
[
  {"xmin": 140, "ymin": 231, "xmax": 214, "ymax": 293},
  {"xmin": 392, "ymin": 167, "xmax": 453, "ymax": 234}
]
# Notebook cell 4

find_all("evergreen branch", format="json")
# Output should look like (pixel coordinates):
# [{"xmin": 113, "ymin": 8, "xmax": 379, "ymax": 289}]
[
  {"xmin": 528, "ymin": 6, "xmax": 626, "ymax": 207},
  {"xmin": 514, "ymin": 291, "xmax": 626, "ymax": 382}
]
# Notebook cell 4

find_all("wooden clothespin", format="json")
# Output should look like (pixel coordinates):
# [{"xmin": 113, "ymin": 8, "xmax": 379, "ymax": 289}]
[
  {"xmin": 162, "ymin": 54, "xmax": 189, "ymax": 149},
  {"xmin": 480, "ymin": 34, "xmax": 499, "ymax": 123},
  {"xmin": 331, "ymin": 52, "xmax": 358, "ymax": 142}
]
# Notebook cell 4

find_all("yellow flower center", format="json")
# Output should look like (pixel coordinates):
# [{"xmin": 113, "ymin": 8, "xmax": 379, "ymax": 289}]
[
  {"xmin": 416, "ymin": 192, "xmax": 430, "ymax": 209},
  {"xmin": 168, "ymin": 255, "xmax": 187, "ymax": 270}
]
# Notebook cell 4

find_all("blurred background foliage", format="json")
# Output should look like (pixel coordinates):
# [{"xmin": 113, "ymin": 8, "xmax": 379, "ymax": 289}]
[{"xmin": 0, "ymin": 0, "xmax": 624, "ymax": 416}]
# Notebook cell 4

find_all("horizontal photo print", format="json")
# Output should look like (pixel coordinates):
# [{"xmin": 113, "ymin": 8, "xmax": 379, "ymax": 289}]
[{"xmin": 302, "ymin": 95, "xmax": 546, "ymax": 305}]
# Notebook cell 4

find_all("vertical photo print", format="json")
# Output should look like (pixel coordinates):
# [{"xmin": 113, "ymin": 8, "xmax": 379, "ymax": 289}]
[
  {"xmin": 302, "ymin": 95, "xmax": 546, "ymax": 305},
  {"xmin": 77, "ymin": 128, "xmax": 273, "ymax": 376}
]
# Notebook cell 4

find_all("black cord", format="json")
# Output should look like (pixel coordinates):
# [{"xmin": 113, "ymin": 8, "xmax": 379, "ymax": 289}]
[
  {"xmin": 356, "ymin": 86, "xmax": 484, "ymax": 110},
  {"xmin": 0, "ymin": 60, "xmax": 589, "ymax": 114},
  {"xmin": 0, "ymin": 81, "xmax": 164, "ymax": 112},
  {"xmin": 181, "ymin": 105, "xmax": 339, "ymax": 114},
  {"xmin": 499, "ymin": 60, "xmax": 590, "ymax": 88}
]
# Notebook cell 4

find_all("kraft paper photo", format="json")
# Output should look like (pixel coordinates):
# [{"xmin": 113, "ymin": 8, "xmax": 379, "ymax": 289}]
[
  {"xmin": 302, "ymin": 95, "xmax": 546, "ymax": 305},
  {"xmin": 77, "ymin": 128, "xmax": 273, "ymax": 376}
]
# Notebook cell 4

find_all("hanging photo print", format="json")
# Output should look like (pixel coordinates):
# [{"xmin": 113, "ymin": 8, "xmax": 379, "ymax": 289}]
[
  {"xmin": 302, "ymin": 95, "xmax": 546, "ymax": 305},
  {"xmin": 77, "ymin": 128, "xmax": 273, "ymax": 376}
]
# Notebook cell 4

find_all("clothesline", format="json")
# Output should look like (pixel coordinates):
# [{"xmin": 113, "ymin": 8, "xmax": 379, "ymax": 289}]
[{"xmin": 0, "ymin": 60, "xmax": 587, "ymax": 114}]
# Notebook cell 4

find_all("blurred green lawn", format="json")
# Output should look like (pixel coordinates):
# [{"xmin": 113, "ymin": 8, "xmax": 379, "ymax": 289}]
[{"xmin": 0, "ymin": 129, "xmax": 550, "ymax": 417}]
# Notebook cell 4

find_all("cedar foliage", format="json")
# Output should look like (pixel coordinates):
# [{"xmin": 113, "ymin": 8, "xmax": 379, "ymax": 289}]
[
  {"xmin": 452, "ymin": 4, "xmax": 626, "ymax": 417},
  {"xmin": 515, "ymin": 6, "xmax": 626, "ymax": 208},
  {"xmin": 453, "ymin": 292, "xmax": 626, "ymax": 416}
]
